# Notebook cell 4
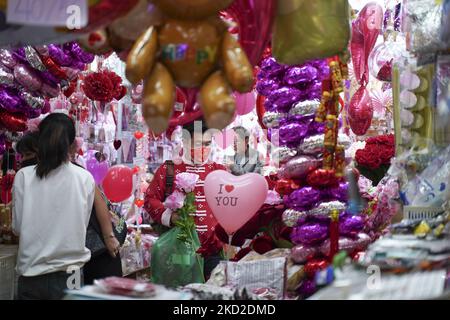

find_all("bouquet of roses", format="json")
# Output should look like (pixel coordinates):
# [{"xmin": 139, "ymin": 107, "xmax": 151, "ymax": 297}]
[
  {"xmin": 151, "ymin": 172, "xmax": 205, "ymax": 287},
  {"xmin": 355, "ymin": 134, "xmax": 395, "ymax": 185}
]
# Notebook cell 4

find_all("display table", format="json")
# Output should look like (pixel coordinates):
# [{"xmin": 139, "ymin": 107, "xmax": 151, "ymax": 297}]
[
  {"xmin": 64, "ymin": 285, "xmax": 192, "ymax": 300},
  {"xmin": 309, "ymin": 265, "xmax": 449, "ymax": 300}
]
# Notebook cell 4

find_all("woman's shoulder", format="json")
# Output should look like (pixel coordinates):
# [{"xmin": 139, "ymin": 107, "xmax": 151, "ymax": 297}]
[{"xmin": 68, "ymin": 163, "xmax": 95, "ymax": 183}]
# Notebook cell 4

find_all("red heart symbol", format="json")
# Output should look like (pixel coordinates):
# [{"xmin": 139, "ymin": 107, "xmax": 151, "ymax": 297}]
[
  {"xmin": 134, "ymin": 199, "xmax": 144, "ymax": 208},
  {"xmin": 134, "ymin": 131, "xmax": 144, "ymax": 140},
  {"xmin": 132, "ymin": 166, "xmax": 140, "ymax": 174},
  {"xmin": 225, "ymin": 185, "xmax": 234, "ymax": 193},
  {"xmin": 88, "ymin": 32, "xmax": 103, "ymax": 46},
  {"xmin": 94, "ymin": 152, "xmax": 106, "ymax": 162},
  {"xmin": 113, "ymin": 139, "xmax": 122, "ymax": 150}
]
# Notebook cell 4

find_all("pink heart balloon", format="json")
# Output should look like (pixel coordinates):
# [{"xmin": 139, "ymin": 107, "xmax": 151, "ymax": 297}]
[
  {"xmin": 214, "ymin": 129, "xmax": 236, "ymax": 149},
  {"xmin": 205, "ymin": 170, "xmax": 268, "ymax": 235},
  {"xmin": 234, "ymin": 91, "xmax": 256, "ymax": 115},
  {"xmin": 350, "ymin": 2, "xmax": 383, "ymax": 84},
  {"xmin": 348, "ymin": 86, "xmax": 374, "ymax": 136}
]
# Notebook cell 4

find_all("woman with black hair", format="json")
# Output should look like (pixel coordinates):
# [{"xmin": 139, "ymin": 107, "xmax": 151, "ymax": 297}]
[
  {"xmin": 15, "ymin": 131, "xmax": 39, "ymax": 168},
  {"xmin": 12, "ymin": 113, "xmax": 95, "ymax": 300}
]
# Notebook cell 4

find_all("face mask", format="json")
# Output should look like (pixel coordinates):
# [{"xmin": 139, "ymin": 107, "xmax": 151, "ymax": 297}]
[{"xmin": 190, "ymin": 147, "xmax": 210, "ymax": 163}]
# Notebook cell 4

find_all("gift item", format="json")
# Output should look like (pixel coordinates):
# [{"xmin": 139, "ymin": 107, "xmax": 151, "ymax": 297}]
[{"xmin": 94, "ymin": 277, "xmax": 156, "ymax": 298}]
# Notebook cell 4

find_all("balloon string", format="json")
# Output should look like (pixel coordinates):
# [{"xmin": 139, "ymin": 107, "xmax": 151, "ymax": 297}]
[{"xmin": 227, "ymin": 234, "xmax": 233, "ymax": 261}]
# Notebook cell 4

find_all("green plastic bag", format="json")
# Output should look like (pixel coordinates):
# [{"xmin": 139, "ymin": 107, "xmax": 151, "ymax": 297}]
[{"xmin": 151, "ymin": 226, "xmax": 205, "ymax": 288}]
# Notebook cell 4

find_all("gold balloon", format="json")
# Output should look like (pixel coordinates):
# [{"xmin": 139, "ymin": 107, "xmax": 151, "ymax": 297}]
[
  {"xmin": 199, "ymin": 71, "xmax": 235, "ymax": 130},
  {"xmin": 125, "ymin": 0, "xmax": 253, "ymax": 132},
  {"xmin": 158, "ymin": 19, "xmax": 221, "ymax": 88},
  {"xmin": 272, "ymin": 0, "xmax": 351, "ymax": 65},
  {"xmin": 142, "ymin": 63, "xmax": 176, "ymax": 134},
  {"xmin": 126, "ymin": 26, "xmax": 158, "ymax": 85}
]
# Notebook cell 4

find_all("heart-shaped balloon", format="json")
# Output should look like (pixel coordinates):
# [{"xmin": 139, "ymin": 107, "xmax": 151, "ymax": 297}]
[
  {"xmin": 225, "ymin": 0, "xmax": 276, "ymax": 66},
  {"xmin": 113, "ymin": 139, "xmax": 122, "ymax": 150},
  {"xmin": 204, "ymin": 170, "xmax": 268, "ymax": 235},
  {"xmin": 214, "ymin": 129, "xmax": 236, "ymax": 149},
  {"xmin": 348, "ymin": 86, "xmax": 374, "ymax": 136},
  {"xmin": 132, "ymin": 166, "xmax": 140, "ymax": 174},
  {"xmin": 350, "ymin": 2, "xmax": 383, "ymax": 84},
  {"xmin": 0, "ymin": 110, "xmax": 28, "ymax": 132},
  {"xmin": 234, "ymin": 91, "xmax": 256, "ymax": 115},
  {"xmin": 134, "ymin": 199, "xmax": 144, "ymax": 208},
  {"xmin": 134, "ymin": 130, "xmax": 144, "ymax": 140}
]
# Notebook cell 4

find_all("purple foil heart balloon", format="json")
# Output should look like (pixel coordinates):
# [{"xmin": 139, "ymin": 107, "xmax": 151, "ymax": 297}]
[
  {"xmin": 339, "ymin": 215, "xmax": 365, "ymax": 235},
  {"xmin": 269, "ymin": 87, "xmax": 303, "ymax": 108},
  {"xmin": 279, "ymin": 122, "xmax": 309, "ymax": 144},
  {"xmin": 256, "ymin": 78, "xmax": 280, "ymax": 96},
  {"xmin": 328, "ymin": 182, "xmax": 349, "ymax": 202},
  {"xmin": 284, "ymin": 65, "xmax": 318, "ymax": 85},
  {"xmin": 286, "ymin": 187, "xmax": 321, "ymax": 211},
  {"xmin": 260, "ymin": 57, "xmax": 286, "ymax": 76},
  {"xmin": 291, "ymin": 222, "xmax": 329, "ymax": 245},
  {"xmin": 48, "ymin": 44, "xmax": 73, "ymax": 67}
]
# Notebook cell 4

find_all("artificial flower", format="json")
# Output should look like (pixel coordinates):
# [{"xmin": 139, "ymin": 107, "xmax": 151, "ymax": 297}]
[
  {"xmin": 164, "ymin": 190, "xmax": 185, "ymax": 210},
  {"xmin": 175, "ymin": 172, "xmax": 199, "ymax": 193},
  {"xmin": 251, "ymin": 235, "xmax": 275, "ymax": 254},
  {"xmin": 264, "ymin": 190, "xmax": 283, "ymax": 205}
]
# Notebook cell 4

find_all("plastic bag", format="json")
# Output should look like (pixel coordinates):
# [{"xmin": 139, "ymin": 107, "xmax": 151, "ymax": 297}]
[
  {"xmin": 272, "ymin": 0, "xmax": 350, "ymax": 65},
  {"xmin": 402, "ymin": 145, "xmax": 450, "ymax": 207},
  {"xmin": 151, "ymin": 227, "xmax": 204, "ymax": 288}
]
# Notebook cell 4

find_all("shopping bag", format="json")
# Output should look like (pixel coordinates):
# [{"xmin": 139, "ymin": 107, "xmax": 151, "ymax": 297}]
[{"xmin": 151, "ymin": 226, "xmax": 204, "ymax": 288}]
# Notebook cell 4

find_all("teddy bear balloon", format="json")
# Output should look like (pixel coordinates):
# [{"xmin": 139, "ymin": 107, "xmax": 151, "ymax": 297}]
[{"xmin": 126, "ymin": 0, "xmax": 254, "ymax": 134}]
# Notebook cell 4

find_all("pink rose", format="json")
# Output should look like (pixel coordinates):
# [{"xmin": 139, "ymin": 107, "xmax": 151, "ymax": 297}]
[
  {"xmin": 358, "ymin": 175, "xmax": 373, "ymax": 194},
  {"xmin": 164, "ymin": 190, "xmax": 186, "ymax": 210},
  {"xmin": 175, "ymin": 172, "xmax": 199, "ymax": 193},
  {"xmin": 264, "ymin": 190, "xmax": 283, "ymax": 205}
]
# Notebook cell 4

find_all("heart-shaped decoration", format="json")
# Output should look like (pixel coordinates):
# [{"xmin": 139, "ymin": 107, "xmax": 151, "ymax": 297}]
[
  {"xmin": 94, "ymin": 151, "xmax": 107, "ymax": 162},
  {"xmin": 225, "ymin": 185, "xmax": 234, "ymax": 193},
  {"xmin": 134, "ymin": 199, "xmax": 144, "ymax": 208},
  {"xmin": 113, "ymin": 139, "xmax": 122, "ymax": 150},
  {"xmin": 205, "ymin": 170, "xmax": 268, "ymax": 235},
  {"xmin": 134, "ymin": 131, "xmax": 144, "ymax": 140},
  {"xmin": 132, "ymin": 166, "xmax": 140, "ymax": 174}
]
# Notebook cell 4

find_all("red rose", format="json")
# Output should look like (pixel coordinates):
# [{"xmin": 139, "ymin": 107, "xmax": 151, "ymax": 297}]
[
  {"xmin": 251, "ymin": 235, "xmax": 275, "ymax": 254},
  {"xmin": 196, "ymin": 232, "xmax": 223, "ymax": 258},
  {"xmin": 83, "ymin": 72, "xmax": 114, "ymax": 102}
]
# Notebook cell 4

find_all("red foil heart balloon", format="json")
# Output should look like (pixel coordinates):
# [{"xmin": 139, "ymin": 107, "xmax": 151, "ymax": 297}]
[
  {"xmin": 348, "ymin": 86, "xmax": 374, "ymax": 136},
  {"xmin": 134, "ymin": 199, "xmax": 144, "ymax": 208},
  {"xmin": 134, "ymin": 131, "xmax": 144, "ymax": 140},
  {"xmin": 0, "ymin": 111, "xmax": 28, "ymax": 132},
  {"xmin": 225, "ymin": 0, "xmax": 276, "ymax": 66},
  {"xmin": 132, "ymin": 166, "xmax": 140, "ymax": 174},
  {"xmin": 304, "ymin": 258, "xmax": 329, "ymax": 278},
  {"xmin": 306, "ymin": 169, "xmax": 338, "ymax": 188},
  {"xmin": 275, "ymin": 179, "xmax": 300, "ymax": 196}
]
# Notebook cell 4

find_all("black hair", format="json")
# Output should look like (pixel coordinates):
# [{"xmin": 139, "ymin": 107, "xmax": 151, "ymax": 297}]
[
  {"xmin": 36, "ymin": 113, "xmax": 75, "ymax": 179},
  {"xmin": 16, "ymin": 131, "xmax": 39, "ymax": 156},
  {"xmin": 182, "ymin": 117, "xmax": 209, "ymax": 136},
  {"xmin": 1, "ymin": 149, "xmax": 16, "ymax": 175}
]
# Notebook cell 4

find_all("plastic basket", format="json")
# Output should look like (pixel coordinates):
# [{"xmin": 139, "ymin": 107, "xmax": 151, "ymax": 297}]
[
  {"xmin": 403, "ymin": 206, "xmax": 443, "ymax": 221},
  {"xmin": 0, "ymin": 254, "xmax": 15, "ymax": 300}
]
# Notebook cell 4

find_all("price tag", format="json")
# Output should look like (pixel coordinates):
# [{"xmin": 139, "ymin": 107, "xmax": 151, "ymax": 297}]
[{"xmin": 6, "ymin": 0, "xmax": 88, "ymax": 28}]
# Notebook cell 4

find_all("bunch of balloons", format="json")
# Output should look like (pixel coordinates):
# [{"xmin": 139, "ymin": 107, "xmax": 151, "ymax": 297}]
[{"xmin": 0, "ymin": 42, "xmax": 94, "ymax": 133}]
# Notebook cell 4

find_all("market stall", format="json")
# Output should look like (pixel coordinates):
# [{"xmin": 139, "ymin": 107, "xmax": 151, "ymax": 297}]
[{"xmin": 0, "ymin": 0, "xmax": 449, "ymax": 301}]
